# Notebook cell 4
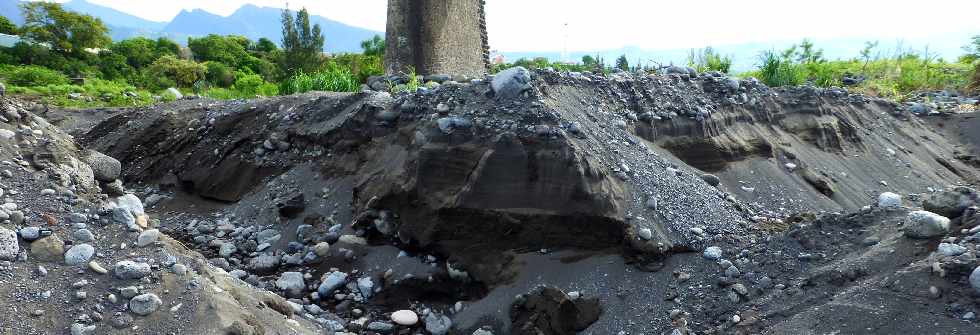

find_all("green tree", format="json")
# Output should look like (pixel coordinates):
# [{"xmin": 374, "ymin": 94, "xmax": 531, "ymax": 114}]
[
  {"xmin": 615, "ymin": 54, "xmax": 629, "ymax": 71},
  {"xmin": 19, "ymin": 2, "xmax": 110, "ymax": 57},
  {"xmin": 155, "ymin": 38, "xmax": 180, "ymax": 57},
  {"xmin": 280, "ymin": 7, "xmax": 324, "ymax": 75},
  {"xmin": 204, "ymin": 61, "xmax": 235, "ymax": 87},
  {"xmin": 581, "ymin": 55, "xmax": 596, "ymax": 66},
  {"xmin": 187, "ymin": 34, "xmax": 249, "ymax": 67},
  {"xmin": 110, "ymin": 37, "xmax": 157, "ymax": 69},
  {"xmin": 0, "ymin": 15, "xmax": 17, "ymax": 35},
  {"xmin": 360, "ymin": 34, "xmax": 384, "ymax": 57},
  {"xmin": 254, "ymin": 37, "xmax": 278, "ymax": 54},
  {"xmin": 144, "ymin": 55, "xmax": 206, "ymax": 89}
]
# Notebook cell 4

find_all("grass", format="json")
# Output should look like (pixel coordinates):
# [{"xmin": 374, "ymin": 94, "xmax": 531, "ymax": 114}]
[
  {"xmin": 280, "ymin": 67, "xmax": 359, "ymax": 95},
  {"xmin": 7, "ymin": 78, "xmax": 156, "ymax": 108},
  {"xmin": 742, "ymin": 43, "xmax": 974, "ymax": 99}
]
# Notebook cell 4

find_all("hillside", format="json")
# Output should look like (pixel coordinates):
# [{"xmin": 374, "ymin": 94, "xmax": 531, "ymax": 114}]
[{"xmin": 0, "ymin": 0, "xmax": 380, "ymax": 53}]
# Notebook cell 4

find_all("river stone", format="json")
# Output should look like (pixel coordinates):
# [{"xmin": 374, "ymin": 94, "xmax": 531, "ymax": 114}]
[
  {"xmin": 64, "ymin": 243, "xmax": 94, "ymax": 265},
  {"xmin": 128, "ymin": 293, "xmax": 162, "ymax": 316},
  {"xmin": 877, "ymin": 192, "xmax": 902, "ymax": 208},
  {"xmin": 136, "ymin": 229, "xmax": 159, "ymax": 247},
  {"xmin": 903, "ymin": 210, "xmax": 950, "ymax": 239},
  {"xmin": 491, "ymin": 66, "xmax": 532, "ymax": 100},
  {"xmin": 970, "ymin": 266, "xmax": 980, "ymax": 294},
  {"xmin": 30, "ymin": 235, "xmax": 65, "ymax": 262},
  {"xmin": 276, "ymin": 272, "xmax": 305, "ymax": 298},
  {"xmin": 391, "ymin": 310, "xmax": 419, "ymax": 326},
  {"xmin": 703, "ymin": 246, "xmax": 723, "ymax": 260},
  {"xmin": 0, "ymin": 228, "xmax": 17, "ymax": 260},
  {"xmin": 317, "ymin": 271, "xmax": 348, "ymax": 296},
  {"xmin": 113, "ymin": 260, "xmax": 151, "ymax": 279},
  {"xmin": 81, "ymin": 150, "xmax": 121, "ymax": 182}
]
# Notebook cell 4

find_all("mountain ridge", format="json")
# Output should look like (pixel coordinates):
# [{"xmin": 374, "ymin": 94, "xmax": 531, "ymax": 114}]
[{"xmin": 0, "ymin": 0, "xmax": 381, "ymax": 53}]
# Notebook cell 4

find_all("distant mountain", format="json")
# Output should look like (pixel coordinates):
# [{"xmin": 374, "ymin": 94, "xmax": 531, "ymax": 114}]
[
  {"xmin": 0, "ymin": 0, "xmax": 380, "ymax": 53},
  {"xmin": 62, "ymin": 0, "xmax": 166, "ymax": 30},
  {"xmin": 164, "ymin": 4, "xmax": 379, "ymax": 53},
  {"xmin": 0, "ymin": 0, "xmax": 22, "ymax": 25}
]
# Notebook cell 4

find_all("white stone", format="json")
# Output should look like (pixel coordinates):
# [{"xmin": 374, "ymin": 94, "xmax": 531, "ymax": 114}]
[
  {"xmin": 391, "ymin": 310, "xmax": 418, "ymax": 326},
  {"xmin": 638, "ymin": 228, "xmax": 653, "ymax": 240},
  {"xmin": 877, "ymin": 192, "xmax": 902, "ymax": 208}
]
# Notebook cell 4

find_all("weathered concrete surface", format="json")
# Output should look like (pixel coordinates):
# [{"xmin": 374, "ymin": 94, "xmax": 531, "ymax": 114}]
[{"xmin": 384, "ymin": 0, "xmax": 489, "ymax": 77}]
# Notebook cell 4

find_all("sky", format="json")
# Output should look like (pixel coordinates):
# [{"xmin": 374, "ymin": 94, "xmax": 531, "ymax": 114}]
[{"xmin": 63, "ymin": 0, "xmax": 980, "ymax": 53}]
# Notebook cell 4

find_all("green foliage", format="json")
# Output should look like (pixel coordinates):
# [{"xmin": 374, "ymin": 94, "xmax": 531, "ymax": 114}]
[
  {"xmin": 688, "ymin": 47, "xmax": 733, "ymax": 73},
  {"xmin": 144, "ymin": 55, "xmax": 206, "ymax": 89},
  {"xmin": 329, "ymin": 53, "xmax": 383, "ymax": 84},
  {"xmin": 233, "ymin": 70, "xmax": 279, "ymax": 97},
  {"xmin": 360, "ymin": 35, "xmax": 385, "ymax": 57},
  {"xmin": 280, "ymin": 7, "xmax": 325, "ymax": 75},
  {"xmin": 253, "ymin": 38, "xmax": 278, "ymax": 54},
  {"xmin": 110, "ymin": 37, "xmax": 157, "ymax": 69},
  {"xmin": 390, "ymin": 67, "xmax": 420, "ymax": 93},
  {"xmin": 6, "ymin": 78, "xmax": 153, "ymax": 108},
  {"xmin": 204, "ymin": 61, "xmax": 235, "ymax": 87},
  {"xmin": 19, "ymin": 2, "xmax": 110, "ymax": 57},
  {"xmin": 0, "ymin": 64, "xmax": 70, "ymax": 86},
  {"xmin": 281, "ymin": 67, "xmax": 358, "ymax": 94},
  {"xmin": 615, "ymin": 54, "xmax": 629, "ymax": 71},
  {"xmin": 753, "ymin": 50, "xmax": 805, "ymax": 87},
  {"xmin": 745, "ymin": 40, "xmax": 972, "ymax": 98},
  {"xmin": 0, "ymin": 15, "xmax": 17, "ymax": 35},
  {"xmin": 492, "ymin": 56, "xmax": 600, "ymax": 74},
  {"xmin": 188, "ymin": 34, "xmax": 250, "ymax": 68}
]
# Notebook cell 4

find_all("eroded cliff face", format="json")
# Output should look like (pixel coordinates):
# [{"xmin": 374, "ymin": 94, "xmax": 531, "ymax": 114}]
[
  {"xmin": 52, "ymin": 69, "xmax": 980, "ymax": 334},
  {"xmin": 76, "ymin": 69, "xmax": 973, "ymax": 286}
]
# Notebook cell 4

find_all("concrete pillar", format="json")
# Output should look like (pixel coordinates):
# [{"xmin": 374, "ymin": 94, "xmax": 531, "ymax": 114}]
[{"xmin": 384, "ymin": 0, "xmax": 489, "ymax": 78}]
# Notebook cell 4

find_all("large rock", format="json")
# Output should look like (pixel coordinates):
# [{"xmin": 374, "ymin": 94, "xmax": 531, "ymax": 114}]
[
  {"xmin": 922, "ymin": 187, "xmax": 978, "ymax": 218},
  {"xmin": 317, "ymin": 271, "xmax": 348, "ymax": 296},
  {"xmin": 970, "ymin": 266, "xmax": 980, "ymax": 294},
  {"xmin": 0, "ymin": 228, "xmax": 18, "ymax": 260},
  {"xmin": 275, "ymin": 272, "xmax": 305, "ymax": 298},
  {"xmin": 491, "ymin": 66, "xmax": 532, "ymax": 100},
  {"xmin": 128, "ymin": 293, "xmax": 162, "ymax": 316},
  {"xmin": 81, "ymin": 150, "xmax": 121, "ymax": 182},
  {"xmin": 509, "ymin": 286, "xmax": 601, "ymax": 335},
  {"xmin": 113, "ymin": 260, "xmax": 152, "ymax": 279},
  {"xmin": 424, "ymin": 313, "xmax": 453, "ymax": 335},
  {"xmin": 64, "ymin": 243, "xmax": 94, "ymax": 265},
  {"xmin": 903, "ymin": 210, "xmax": 950, "ymax": 239},
  {"xmin": 877, "ymin": 192, "xmax": 902, "ymax": 208},
  {"xmin": 30, "ymin": 235, "xmax": 65, "ymax": 262}
]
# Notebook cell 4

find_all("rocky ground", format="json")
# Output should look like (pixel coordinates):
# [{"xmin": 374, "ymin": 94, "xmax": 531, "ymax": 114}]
[{"xmin": 1, "ymin": 66, "xmax": 979, "ymax": 334}]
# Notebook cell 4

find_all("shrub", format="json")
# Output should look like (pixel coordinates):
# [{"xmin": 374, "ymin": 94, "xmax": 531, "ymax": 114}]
[
  {"xmin": 144, "ymin": 55, "xmax": 206, "ymax": 89},
  {"xmin": 280, "ymin": 67, "xmax": 358, "ymax": 94},
  {"xmin": 3, "ymin": 65, "xmax": 70, "ymax": 86},
  {"xmin": 205, "ymin": 61, "xmax": 235, "ymax": 88},
  {"xmin": 754, "ymin": 50, "xmax": 804, "ymax": 87},
  {"xmin": 232, "ymin": 70, "xmax": 278, "ymax": 97},
  {"xmin": 688, "ymin": 47, "xmax": 733, "ymax": 73}
]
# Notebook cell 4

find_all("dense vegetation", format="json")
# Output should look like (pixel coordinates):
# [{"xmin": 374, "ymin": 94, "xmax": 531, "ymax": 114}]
[{"xmin": 0, "ymin": 3, "xmax": 383, "ymax": 107}]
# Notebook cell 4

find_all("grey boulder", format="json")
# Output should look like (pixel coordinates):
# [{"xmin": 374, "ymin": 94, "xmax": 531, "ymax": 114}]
[{"xmin": 491, "ymin": 66, "xmax": 532, "ymax": 100}]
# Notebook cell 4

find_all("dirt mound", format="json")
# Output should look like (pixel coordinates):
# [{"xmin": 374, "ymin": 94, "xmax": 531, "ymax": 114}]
[
  {"xmin": 32, "ymin": 68, "xmax": 980, "ymax": 334},
  {"xmin": 0, "ymin": 97, "xmax": 321, "ymax": 334}
]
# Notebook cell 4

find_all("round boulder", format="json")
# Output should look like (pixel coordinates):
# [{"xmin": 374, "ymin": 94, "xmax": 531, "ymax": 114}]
[
  {"xmin": 491, "ymin": 66, "xmax": 532, "ymax": 100},
  {"xmin": 903, "ymin": 210, "xmax": 950, "ymax": 239},
  {"xmin": 128, "ymin": 293, "xmax": 162, "ymax": 316},
  {"xmin": 81, "ymin": 150, "xmax": 121, "ymax": 182},
  {"xmin": 391, "ymin": 310, "xmax": 419, "ymax": 326},
  {"xmin": 877, "ymin": 192, "xmax": 902, "ymax": 208},
  {"xmin": 64, "ymin": 243, "xmax": 95, "ymax": 265},
  {"xmin": 0, "ymin": 228, "xmax": 18, "ymax": 261}
]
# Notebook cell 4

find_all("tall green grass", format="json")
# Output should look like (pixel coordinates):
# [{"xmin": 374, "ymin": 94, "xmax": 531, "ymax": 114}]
[
  {"xmin": 745, "ymin": 41, "xmax": 973, "ymax": 99},
  {"xmin": 280, "ymin": 68, "xmax": 359, "ymax": 95},
  {"xmin": 688, "ymin": 47, "xmax": 733, "ymax": 74},
  {"xmin": 7, "ymin": 78, "xmax": 155, "ymax": 107}
]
